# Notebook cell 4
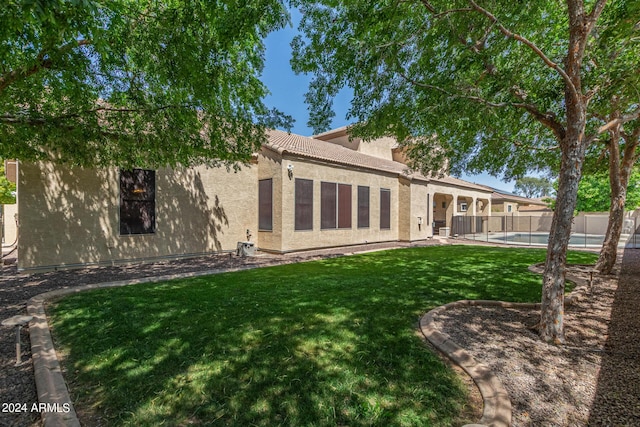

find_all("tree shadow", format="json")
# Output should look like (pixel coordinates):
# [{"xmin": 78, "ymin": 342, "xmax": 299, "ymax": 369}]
[
  {"xmin": 44, "ymin": 246, "xmax": 555, "ymax": 426},
  {"xmin": 17, "ymin": 162, "xmax": 253, "ymax": 270},
  {"xmin": 588, "ymin": 248, "xmax": 640, "ymax": 425}
]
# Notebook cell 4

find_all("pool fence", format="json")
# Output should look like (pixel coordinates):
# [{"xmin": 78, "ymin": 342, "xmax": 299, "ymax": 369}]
[{"xmin": 451, "ymin": 213, "xmax": 640, "ymax": 248}]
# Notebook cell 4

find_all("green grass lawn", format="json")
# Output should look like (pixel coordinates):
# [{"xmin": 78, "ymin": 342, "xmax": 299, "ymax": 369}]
[{"xmin": 49, "ymin": 245, "xmax": 597, "ymax": 426}]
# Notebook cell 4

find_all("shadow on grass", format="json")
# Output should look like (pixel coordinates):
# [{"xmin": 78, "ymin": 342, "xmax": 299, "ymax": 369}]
[{"xmin": 49, "ymin": 246, "xmax": 597, "ymax": 426}]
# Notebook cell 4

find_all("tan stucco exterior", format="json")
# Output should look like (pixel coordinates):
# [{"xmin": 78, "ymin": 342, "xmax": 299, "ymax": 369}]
[
  {"xmin": 428, "ymin": 180, "xmax": 491, "ymax": 234},
  {"xmin": 18, "ymin": 161, "xmax": 258, "ymax": 270},
  {"xmin": 2, "ymin": 203, "xmax": 17, "ymax": 245},
  {"xmin": 258, "ymin": 151, "xmax": 401, "ymax": 252},
  {"xmin": 15, "ymin": 129, "xmax": 505, "ymax": 270},
  {"xmin": 314, "ymin": 127, "xmax": 398, "ymax": 161}
]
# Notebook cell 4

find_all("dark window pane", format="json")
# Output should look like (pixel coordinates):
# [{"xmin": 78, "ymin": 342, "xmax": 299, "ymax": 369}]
[
  {"xmin": 120, "ymin": 169, "xmax": 156, "ymax": 235},
  {"xmin": 321, "ymin": 182, "xmax": 337, "ymax": 229},
  {"xmin": 259, "ymin": 179, "xmax": 273, "ymax": 231},
  {"xmin": 338, "ymin": 184, "xmax": 352, "ymax": 229},
  {"xmin": 358, "ymin": 186, "xmax": 370, "ymax": 228},
  {"xmin": 380, "ymin": 188, "xmax": 391, "ymax": 230},
  {"xmin": 295, "ymin": 179, "xmax": 313, "ymax": 230},
  {"xmin": 120, "ymin": 201, "xmax": 155, "ymax": 235}
]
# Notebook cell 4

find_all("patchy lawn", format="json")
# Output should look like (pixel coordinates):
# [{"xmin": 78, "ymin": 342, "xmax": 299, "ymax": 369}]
[{"xmin": 49, "ymin": 245, "xmax": 597, "ymax": 426}]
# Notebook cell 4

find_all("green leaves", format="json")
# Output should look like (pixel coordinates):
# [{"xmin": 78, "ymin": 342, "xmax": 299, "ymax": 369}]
[
  {"xmin": 291, "ymin": 1, "xmax": 636, "ymax": 179},
  {"xmin": 0, "ymin": 161, "xmax": 16, "ymax": 204},
  {"xmin": 514, "ymin": 176, "xmax": 554, "ymax": 198},
  {"xmin": 575, "ymin": 167, "xmax": 640, "ymax": 212},
  {"xmin": 0, "ymin": 1, "xmax": 290, "ymax": 168}
]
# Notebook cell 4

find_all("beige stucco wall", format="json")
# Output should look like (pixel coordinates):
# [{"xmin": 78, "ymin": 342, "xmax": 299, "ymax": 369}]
[
  {"xmin": 257, "ymin": 152, "xmax": 400, "ymax": 252},
  {"xmin": 429, "ymin": 182, "xmax": 492, "ymax": 231},
  {"xmin": 18, "ymin": 161, "xmax": 257, "ymax": 270},
  {"xmin": 399, "ymin": 177, "xmax": 431, "ymax": 241},
  {"xmin": 492, "ymin": 201, "xmax": 517, "ymax": 214},
  {"xmin": 356, "ymin": 137, "xmax": 397, "ymax": 160},
  {"xmin": 2, "ymin": 203, "xmax": 18, "ymax": 245},
  {"xmin": 316, "ymin": 132, "xmax": 397, "ymax": 161}
]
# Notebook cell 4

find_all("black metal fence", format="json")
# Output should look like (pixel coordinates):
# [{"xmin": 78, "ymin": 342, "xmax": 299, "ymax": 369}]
[{"xmin": 451, "ymin": 214, "xmax": 640, "ymax": 248}]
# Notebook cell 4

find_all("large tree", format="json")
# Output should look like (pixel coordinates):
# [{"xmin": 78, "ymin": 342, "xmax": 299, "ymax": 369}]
[
  {"xmin": 593, "ymin": 129, "xmax": 639, "ymax": 273},
  {"xmin": 514, "ymin": 176, "xmax": 554, "ymax": 198},
  {"xmin": 573, "ymin": 167, "xmax": 640, "ymax": 213},
  {"xmin": 0, "ymin": 0, "xmax": 290, "ymax": 168},
  {"xmin": 291, "ymin": 0, "xmax": 639, "ymax": 343}
]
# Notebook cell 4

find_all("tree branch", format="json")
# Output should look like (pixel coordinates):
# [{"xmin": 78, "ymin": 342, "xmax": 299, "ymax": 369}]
[
  {"xmin": 0, "ymin": 39, "xmax": 90, "ymax": 93},
  {"xmin": 466, "ymin": 0, "xmax": 580, "ymax": 102},
  {"xmin": 597, "ymin": 106, "xmax": 640, "ymax": 135},
  {"xmin": 0, "ymin": 104, "xmax": 193, "ymax": 125},
  {"xmin": 585, "ymin": 0, "xmax": 608, "ymax": 38}
]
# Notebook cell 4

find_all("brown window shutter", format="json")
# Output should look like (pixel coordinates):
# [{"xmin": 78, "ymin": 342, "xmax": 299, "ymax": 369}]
[
  {"xmin": 380, "ymin": 188, "xmax": 391, "ymax": 230},
  {"xmin": 295, "ymin": 179, "xmax": 313, "ymax": 230},
  {"xmin": 258, "ymin": 179, "xmax": 273, "ymax": 231},
  {"xmin": 338, "ymin": 184, "xmax": 352, "ymax": 229}
]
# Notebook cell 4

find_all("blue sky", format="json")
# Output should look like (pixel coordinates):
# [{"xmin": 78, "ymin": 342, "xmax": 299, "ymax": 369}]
[{"xmin": 260, "ymin": 12, "xmax": 517, "ymax": 193}]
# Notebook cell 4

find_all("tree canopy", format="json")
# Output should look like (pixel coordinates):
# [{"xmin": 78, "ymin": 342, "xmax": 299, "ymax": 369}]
[
  {"xmin": 575, "ymin": 167, "xmax": 640, "ymax": 212},
  {"xmin": 514, "ymin": 176, "xmax": 554, "ymax": 198},
  {"xmin": 0, "ymin": 0, "xmax": 291, "ymax": 168},
  {"xmin": 291, "ymin": 0, "xmax": 638, "ymax": 179},
  {"xmin": 291, "ymin": 0, "xmax": 639, "ymax": 343}
]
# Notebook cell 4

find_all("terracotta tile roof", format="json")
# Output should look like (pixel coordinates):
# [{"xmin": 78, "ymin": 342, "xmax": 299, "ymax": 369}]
[
  {"xmin": 490, "ymin": 191, "xmax": 548, "ymax": 205},
  {"xmin": 430, "ymin": 175, "xmax": 493, "ymax": 193},
  {"xmin": 264, "ymin": 129, "xmax": 493, "ymax": 193},
  {"xmin": 264, "ymin": 129, "xmax": 423, "ymax": 179}
]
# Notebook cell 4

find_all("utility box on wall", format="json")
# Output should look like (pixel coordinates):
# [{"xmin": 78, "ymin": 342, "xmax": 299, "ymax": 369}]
[{"xmin": 236, "ymin": 241, "xmax": 256, "ymax": 257}]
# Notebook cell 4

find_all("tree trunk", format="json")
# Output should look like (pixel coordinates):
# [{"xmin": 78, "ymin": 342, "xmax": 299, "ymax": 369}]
[
  {"xmin": 540, "ymin": 136, "xmax": 586, "ymax": 344},
  {"xmin": 596, "ymin": 124, "xmax": 638, "ymax": 274},
  {"xmin": 596, "ymin": 192, "xmax": 626, "ymax": 274},
  {"xmin": 539, "ymin": 0, "xmax": 595, "ymax": 344}
]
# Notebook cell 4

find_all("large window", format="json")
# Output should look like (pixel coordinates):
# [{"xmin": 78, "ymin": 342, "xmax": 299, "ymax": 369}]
[
  {"xmin": 295, "ymin": 179, "xmax": 313, "ymax": 230},
  {"xmin": 357, "ymin": 186, "xmax": 370, "ymax": 228},
  {"xmin": 120, "ymin": 169, "xmax": 156, "ymax": 235},
  {"xmin": 380, "ymin": 188, "xmax": 391, "ymax": 230},
  {"xmin": 321, "ymin": 182, "xmax": 352, "ymax": 229},
  {"xmin": 258, "ymin": 179, "xmax": 273, "ymax": 231}
]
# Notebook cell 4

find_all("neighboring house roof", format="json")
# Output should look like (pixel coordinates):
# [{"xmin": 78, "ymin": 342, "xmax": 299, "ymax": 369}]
[
  {"xmin": 490, "ymin": 190, "xmax": 548, "ymax": 206},
  {"xmin": 470, "ymin": 183, "xmax": 549, "ymax": 206},
  {"xmin": 431, "ymin": 175, "xmax": 494, "ymax": 193}
]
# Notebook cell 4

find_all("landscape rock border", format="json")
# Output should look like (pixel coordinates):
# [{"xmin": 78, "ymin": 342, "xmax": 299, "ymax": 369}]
[
  {"xmin": 27, "ymin": 266, "xmax": 261, "ymax": 427},
  {"xmin": 418, "ymin": 262, "xmax": 591, "ymax": 427}
]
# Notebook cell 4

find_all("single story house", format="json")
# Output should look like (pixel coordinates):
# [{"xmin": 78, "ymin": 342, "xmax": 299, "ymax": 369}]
[{"xmin": 16, "ymin": 127, "xmax": 494, "ymax": 271}]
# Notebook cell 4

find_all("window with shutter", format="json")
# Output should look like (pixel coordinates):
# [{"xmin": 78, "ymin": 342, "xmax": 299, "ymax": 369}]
[
  {"xmin": 357, "ymin": 186, "xmax": 370, "ymax": 228},
  {"xmin": 295, "ymin": 179, "xmax": 313, "ymax": 230},
  {"xmin": 380, "ymin": 188, "xmax": 391, "ymax": 230},
  {"xmin": 120, "ymin": 169, "xmax": 156, "ymax": 235},
  {"xmin": 259, "ymin": 179, "xmax": 273, "ymax": 231}
]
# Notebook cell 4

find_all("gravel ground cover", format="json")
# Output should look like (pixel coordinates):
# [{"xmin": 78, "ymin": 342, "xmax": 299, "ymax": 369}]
[
  {"xmin": 432, "ymin": 248, "xmax": 640, "ymax": 426},
  {"xmin": 1, "ymin": 242, "xmax": 637, "ymax": 426}
]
